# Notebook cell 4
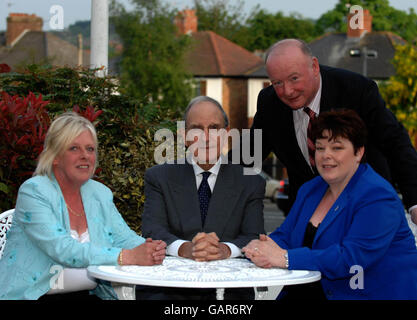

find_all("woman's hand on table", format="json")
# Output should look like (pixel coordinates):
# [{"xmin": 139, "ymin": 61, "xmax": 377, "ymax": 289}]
[
  {"xmin": 121, "ymin": 238, "xmax": 167, "ymax": 266},
  {"xmin": 242, "ymin": 234, "xmax": 287, "ymax": 269}
]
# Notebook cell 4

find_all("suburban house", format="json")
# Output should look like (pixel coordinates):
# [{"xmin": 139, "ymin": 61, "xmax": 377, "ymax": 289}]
[
  {"xmin": 0, "ymin": 13, "xmax": 89, "ymax": 71},
  {"xmin": 0, "ymin": 11, "xmax": 269, "ymax": 131},
  {"xmin": 309, "ymin": 9, "xmax": 406, "ymax": 80},
  {"xmin": 175, "ymin": 9, "xmax": 268, "ymax": 130},
  {"xmin": 247, "ymin": 10, "xmax": 406, "ymax": 125}
]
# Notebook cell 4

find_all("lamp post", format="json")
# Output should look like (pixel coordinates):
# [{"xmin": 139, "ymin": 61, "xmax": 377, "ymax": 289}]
[{"xmin": 362, "ymin": 46, "xmax": 367, "ymax": 77}]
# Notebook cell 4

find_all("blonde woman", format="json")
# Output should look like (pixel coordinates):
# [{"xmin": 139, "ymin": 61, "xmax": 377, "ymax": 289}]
[{"xmin": 0, "ymin": 112, "xmax": 166, "ymax": 300}]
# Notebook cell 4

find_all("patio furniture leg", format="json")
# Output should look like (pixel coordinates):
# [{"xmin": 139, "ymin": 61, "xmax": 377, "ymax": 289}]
[{"xmin": 112, "ymin": 282, "xmax": 136, "ymax": 300}]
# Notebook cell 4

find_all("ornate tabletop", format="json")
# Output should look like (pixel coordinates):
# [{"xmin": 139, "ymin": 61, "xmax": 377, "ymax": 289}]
[{"xmin": 88, "ymin": 256, "xmax": 321, "ymax": 298}]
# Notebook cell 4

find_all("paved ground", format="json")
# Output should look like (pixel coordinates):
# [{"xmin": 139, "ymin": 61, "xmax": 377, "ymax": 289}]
[{"xmin": 263, "ymin": 199, "xmax": 286, "ymax": 234}]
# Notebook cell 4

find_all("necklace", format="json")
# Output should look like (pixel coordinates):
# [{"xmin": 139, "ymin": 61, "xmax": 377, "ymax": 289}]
[{"xmin": 66, "ymin": 203, "xmax": 84, "ymax": 217}]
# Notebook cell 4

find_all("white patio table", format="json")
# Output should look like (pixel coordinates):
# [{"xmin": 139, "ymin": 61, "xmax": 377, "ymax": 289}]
[{"xmin": 87, "ymin": 256, "xmax": 321, "ymax": 300}]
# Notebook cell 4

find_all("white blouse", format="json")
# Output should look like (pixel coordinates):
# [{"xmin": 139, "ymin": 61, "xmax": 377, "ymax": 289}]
[{"xmin": 47, "ymin": 229, "xmax": 98, "ymax": 295}]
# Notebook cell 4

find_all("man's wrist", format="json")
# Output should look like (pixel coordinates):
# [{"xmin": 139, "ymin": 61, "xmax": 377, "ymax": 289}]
[
  {"xmin": 178, "ymin": 242, "xmax": 193, "ymax": 259},
  {"xmin": 219, "ymin": 242, "xmax": 231, "ymax": 259}
]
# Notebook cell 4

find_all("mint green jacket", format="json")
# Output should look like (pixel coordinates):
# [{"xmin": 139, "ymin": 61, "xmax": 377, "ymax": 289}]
[{"xmin": 0, "ymin": 175, "xmax": 144, "ymax": 300}]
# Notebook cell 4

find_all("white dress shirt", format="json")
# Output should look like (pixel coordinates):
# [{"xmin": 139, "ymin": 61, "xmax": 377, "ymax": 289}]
[
  {"xmin": 166, "ymin": 158, "xmax": 242, "ymax": 258},
  {"xmin": 293, "ymin": 75, "xmax": 322, "ymax": 170}
]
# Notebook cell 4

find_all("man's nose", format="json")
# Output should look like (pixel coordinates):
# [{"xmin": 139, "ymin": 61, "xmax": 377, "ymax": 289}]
[
  {"xmin": 283, "ymin": 82, "xmax": 294, "ymax": 96},
  {"xmin": 201, "ymin": 128, "xmax": 210, "ymax": 141}
]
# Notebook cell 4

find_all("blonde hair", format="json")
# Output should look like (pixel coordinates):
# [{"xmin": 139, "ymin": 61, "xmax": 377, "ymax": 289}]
[{"xmin": 34, "ymin": 112, "xmax": 98, "ymax": 178}]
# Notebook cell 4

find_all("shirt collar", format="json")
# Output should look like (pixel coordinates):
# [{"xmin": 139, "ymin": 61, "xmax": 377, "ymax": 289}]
[
  {"xmin": 306, "ymin": 75, "xmax": 322, "ymax": 114},
  {"xmin": 191, "ymin": 157, "xmax": 222, "ymax": 177}
]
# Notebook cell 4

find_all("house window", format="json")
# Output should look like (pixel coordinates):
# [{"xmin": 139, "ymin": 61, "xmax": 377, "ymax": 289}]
[{"xmin": 195, "ymin": 80, "xmax": 207, "ymax": 96}]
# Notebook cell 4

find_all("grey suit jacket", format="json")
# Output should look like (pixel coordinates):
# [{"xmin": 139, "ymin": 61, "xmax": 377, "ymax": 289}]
[{"xmin": 142, "ymin": 162, "xmax": 265, "ymax": 249}]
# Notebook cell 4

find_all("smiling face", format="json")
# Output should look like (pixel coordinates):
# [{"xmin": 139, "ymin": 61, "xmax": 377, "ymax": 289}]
[
  {"xmin": 53, "ymin": 130, "xmax": 97, "ymax": 188},
  {"xmin": 266, "ymin": 43, "xmax": 320, "ymax": 110},
  {"xmin": 315, "ymin": 130, "xmax": 364, "ymax": 191}
]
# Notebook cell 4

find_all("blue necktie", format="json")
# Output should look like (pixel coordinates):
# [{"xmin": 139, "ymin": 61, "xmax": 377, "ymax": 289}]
[{"xmin": 198, "ymin": 171, "xmax": 212, "ymax": 226}]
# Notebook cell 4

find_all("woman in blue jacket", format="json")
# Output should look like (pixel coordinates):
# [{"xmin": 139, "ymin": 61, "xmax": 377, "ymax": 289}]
[
  {"xmin": 243, "ymin": 109, "xmax": 417, "ymax": 299},
  {"xmin": 0, "ymin": 112, "xmax": 166, "ymax": 300}
]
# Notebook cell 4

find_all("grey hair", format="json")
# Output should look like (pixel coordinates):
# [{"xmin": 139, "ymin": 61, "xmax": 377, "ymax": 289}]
[
  {"xmin": 183, "ymin": 96, "xmax": 229, "ymax": 128},
  {"xmin": 265, "ymin": 38, "xmax": 313, "ymax": 64},
  {"xmin": 34, "ymin": 111, "xmax": 98, "ymax": 178}
]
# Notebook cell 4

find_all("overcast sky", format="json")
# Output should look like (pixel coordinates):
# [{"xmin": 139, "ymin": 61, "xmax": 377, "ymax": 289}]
[{"xmin": 0, "ymin": 0, "xmax": 416, "ymax": 31}]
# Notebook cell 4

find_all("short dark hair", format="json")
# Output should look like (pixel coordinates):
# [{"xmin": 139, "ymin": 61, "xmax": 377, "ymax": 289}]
[{"xmin": 311, "ymin": 109, "xmax": 368, "ymax": 162}]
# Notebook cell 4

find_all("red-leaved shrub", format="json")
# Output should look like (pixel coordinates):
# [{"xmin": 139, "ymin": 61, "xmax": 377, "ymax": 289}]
[{"xmin": 0, "ymin": 91, "xmax": 50, "ymax": 209}]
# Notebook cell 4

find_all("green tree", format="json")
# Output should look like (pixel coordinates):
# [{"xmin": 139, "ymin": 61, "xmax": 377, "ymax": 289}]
[
  {"xmin": 380, "ymin": 44, "xmax": 417, "ymax": 147},
  {"xmin": 110, "ymin": 0, "xmax": 194, "ymax": 111},
  {"xmin": 194, "ymin": 0, "xmax": 249, "ymax": 46},
  {"xmin": 244, "ymin": 9, "xmax": 319, "ymax": 51},
  {"xmin": 194, "ymin": 0, "xmax": 319, "ymax": 51},
  {"xmin": 316, "ymin": 0, "xmax": 417, "ymax": 44}
]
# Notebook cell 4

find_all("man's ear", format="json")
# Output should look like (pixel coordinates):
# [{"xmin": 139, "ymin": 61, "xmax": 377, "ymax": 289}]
[{"xmin": 312, "ymin": 56, "xmax": 320, "ymax": 76}]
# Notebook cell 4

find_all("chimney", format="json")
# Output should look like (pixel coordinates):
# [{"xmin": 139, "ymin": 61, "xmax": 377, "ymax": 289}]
[
  {"xmin": 174, "ymin": 9, "xmax": 197, "ymax": 35},
  {"xmin": 6, "ymin": 13, "xmax": 43, "ymax": 46},
  {"xmin": 347, "ymin": 9, "xmax": 372, "ymax": 38}
]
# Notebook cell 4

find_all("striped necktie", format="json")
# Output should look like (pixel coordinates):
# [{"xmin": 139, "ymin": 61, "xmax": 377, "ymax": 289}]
[
  {"xmin": 198, "ymin": 171, "xmax": 212, "ymax": 226},
  {"xmin": 303, "ymin": 107, "xmax": 317, "ymax": 168}
]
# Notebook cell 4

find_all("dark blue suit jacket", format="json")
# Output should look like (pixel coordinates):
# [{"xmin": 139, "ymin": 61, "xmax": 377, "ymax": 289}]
[{"xmin": 270, "ymin": 164, "xmax": 417, "ymax": 299}]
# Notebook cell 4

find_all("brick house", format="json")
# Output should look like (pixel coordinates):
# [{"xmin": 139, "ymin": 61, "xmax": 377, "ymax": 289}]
[
  {"xmin": 245, "ymin": 10, "xmax": 406, "ymax": 126},
  {"xmin": 309, "ymin": 9, "xmax": 406, "ymax": 80},
  {"xmin": 175, "ymin": 9, "xmax": 268, "ymax": 130},
  {"xmin": 0, "ymin": 13, "xmax": 89, "ymax": 70}
]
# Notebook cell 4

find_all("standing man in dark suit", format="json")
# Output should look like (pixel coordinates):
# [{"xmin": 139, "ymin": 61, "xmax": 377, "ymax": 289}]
[
  {"xmin": 248, "ymin": 38, "xmax": 417, "ymax": 223},
  {"xmin": 140, "ymin": 96, "xmax": 265, "ymax": 299}
]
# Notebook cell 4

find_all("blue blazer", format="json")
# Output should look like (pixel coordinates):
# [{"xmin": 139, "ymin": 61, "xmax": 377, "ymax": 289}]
[
  {"xmin": 270, "ymin": 164, "xmax": 417, "ymax": 299},
  {"xmin": 0, "ymin": 175, "xmax": 145, "ymax": 300}
]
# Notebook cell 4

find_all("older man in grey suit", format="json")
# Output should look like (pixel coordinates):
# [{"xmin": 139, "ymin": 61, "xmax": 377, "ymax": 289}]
[{"xmin": 139, "ymin": 96, "xmax": 265, "ymax": 299}]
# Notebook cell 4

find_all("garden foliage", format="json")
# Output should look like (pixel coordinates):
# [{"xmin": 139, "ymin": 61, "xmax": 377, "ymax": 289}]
[{"xmin": 0, "ymin": 64, "xmax": 181, "ymax": 233}]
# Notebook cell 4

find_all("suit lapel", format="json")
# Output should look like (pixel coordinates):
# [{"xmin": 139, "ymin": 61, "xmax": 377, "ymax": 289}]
[
  {"xmin": 313, "ymin": 165, "xmax": 366, "ymax": 245},
  {"xmin": 313, "ymin": 192, "xmax": 348, "ymax": 245},
  {"xmin": 168, "ymin": 163, "xmax": 203, "ymax": 232},
  {"xmin": 203, "ymin": 164, "xmax": 240, "ymax": 234},
  {"xmin": 319, "ymin": 66, "xmax": 337, "ymax": 113}
]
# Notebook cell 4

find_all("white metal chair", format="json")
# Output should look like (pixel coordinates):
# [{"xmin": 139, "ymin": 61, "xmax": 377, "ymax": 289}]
[{"xmin": 0, "ymin": 209, "xmax": 14, "ymax": 259}]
